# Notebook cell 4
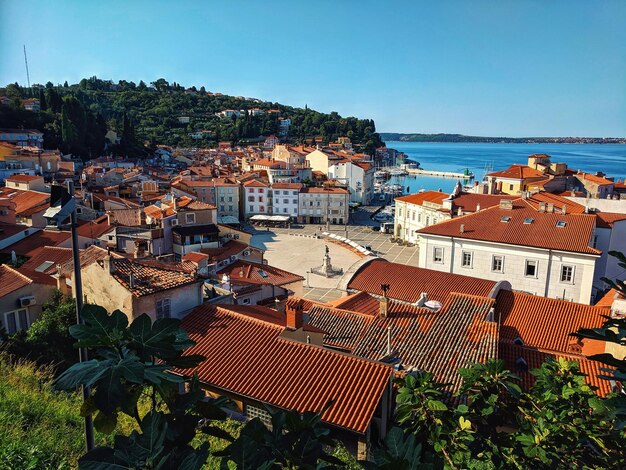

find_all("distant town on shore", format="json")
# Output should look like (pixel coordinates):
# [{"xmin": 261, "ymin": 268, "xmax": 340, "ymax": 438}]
[{"xmin": 380, "ymin": 132, "xmax": 626, "ymax": 144}]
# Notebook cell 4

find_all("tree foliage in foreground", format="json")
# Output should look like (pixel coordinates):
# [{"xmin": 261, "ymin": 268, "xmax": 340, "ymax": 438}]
[{"xmin": 48, "ymin": 295, "xmax": 626, "ymax": 468}]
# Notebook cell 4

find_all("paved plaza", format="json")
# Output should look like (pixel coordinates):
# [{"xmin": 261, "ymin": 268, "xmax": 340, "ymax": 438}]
[{"xmin": 248, "ymin": 207, "xmax": 419, "ymax": 301}]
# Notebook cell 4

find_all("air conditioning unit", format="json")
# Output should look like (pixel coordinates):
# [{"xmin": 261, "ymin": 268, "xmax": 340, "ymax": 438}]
[
  {"xmin": 230, "ymin": 255, "xmax": 237, "ymax": 261},
  {"xmin": 19, "ymin": 296, "xmax": 35, "ymax": 307},
  {"xmin": 243, "ymin": 250, "xmax": 250, "ymax": 256},
  {"xmin": 171, "ymin": 219, "xmax": 179, "ymax": 226},
  {"xmin": 234, "ymin": 234, "xmax": 239, "ymax": 239}
]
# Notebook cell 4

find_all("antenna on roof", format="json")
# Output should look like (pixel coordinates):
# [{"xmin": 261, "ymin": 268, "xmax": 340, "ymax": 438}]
[{"xmin": 23, "ymin": 45, "xmax": 31, "ymax": 88}]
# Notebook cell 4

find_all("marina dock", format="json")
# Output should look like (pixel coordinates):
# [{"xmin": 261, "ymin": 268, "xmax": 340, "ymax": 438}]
[{"xmin": 405, "ymin": 168, "xmax": 474, "ymax": 179}]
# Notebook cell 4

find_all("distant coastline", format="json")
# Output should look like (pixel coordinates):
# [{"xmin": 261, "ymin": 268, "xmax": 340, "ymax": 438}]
[{"xmin": 379, "ymin": 133, "xmax": 626, "ymax": 145}]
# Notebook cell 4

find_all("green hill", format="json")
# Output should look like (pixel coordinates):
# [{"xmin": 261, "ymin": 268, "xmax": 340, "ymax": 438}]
[{"xmin": 0, "ymin": 77, "xmax": 383, "ymax": 159}]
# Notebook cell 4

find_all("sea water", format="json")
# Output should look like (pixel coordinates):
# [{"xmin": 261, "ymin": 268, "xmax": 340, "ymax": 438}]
[{"xmin": 385, "ymin": 142, "xmax": 626, "ymax": 194}]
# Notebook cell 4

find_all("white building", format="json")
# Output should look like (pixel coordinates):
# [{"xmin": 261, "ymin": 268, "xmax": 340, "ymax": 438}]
[
  {"xmin": 271, "ymin": 183, "xmax": 301, "ymax": 218},
  {"xmin": 417, "ymin": 198, "xmax": 601, "ymax": 304},
  {"xmin": 327, "ymin": 160, "xmax": 374, "ymax": 205},
  {"xmin": 243, "ymin": 179, "xmax": 271, "ymax": 218},
  {"xmin": 298, "ymin": 187, "xmax": 349, "ymax": 225}
]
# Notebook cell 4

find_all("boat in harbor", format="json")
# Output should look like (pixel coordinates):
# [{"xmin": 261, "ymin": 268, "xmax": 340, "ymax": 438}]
[
  {"xmin": 374, "ymin": 170, "xmax": 390, "ymax": 179},
  {"xmin": 388, "ymin": 167, "xmax": 409, "ymax": 176}
]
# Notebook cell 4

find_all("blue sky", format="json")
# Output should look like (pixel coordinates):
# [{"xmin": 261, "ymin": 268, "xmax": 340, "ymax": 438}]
[{"xmin": 1, "ymin": 0, "xmax": 625, "ymax": 137}]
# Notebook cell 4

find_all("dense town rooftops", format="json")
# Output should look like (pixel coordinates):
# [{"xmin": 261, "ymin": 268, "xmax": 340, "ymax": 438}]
[
  {"xmin": 177, "ymin": 305, "xmax": 393, "ymax": 434},
  {"xmin": 417, "ymin": 198, "xmax": 601, "ymax": 255},
  {"xmin": 5, "ymin": 174, "xmax": 43, "ymax": 183},
  {"xmin": 347, "ymin": 259, "xmax": 497, "ymax": 303},
  {"xmin": 199, "ymin": 240, "xmax": 251, "ymax": 263},
  {"xmin": 575, "ymin": 172, "xmax": 614, "ymax": 186},
  {"xmin": 19, "ymin": 246, "xmax": 73, "ymax": 275},
  {"xmin": 487, "ymin": 164, "xmax": 544, "ymax": 179}
]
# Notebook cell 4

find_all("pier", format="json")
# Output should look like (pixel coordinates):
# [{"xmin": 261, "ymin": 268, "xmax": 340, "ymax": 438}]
[{"xmin": 405, "ymin": 168, "xmax": 474, "ymax": 179}]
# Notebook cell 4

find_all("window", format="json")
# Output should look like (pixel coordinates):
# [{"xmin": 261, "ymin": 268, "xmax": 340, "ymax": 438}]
[
  {"xmin": 433, "ymin": 247, "xmax": 443, "ymax": 263},
  {"xmin": 292, "ymin": 191, "xmax": 298, "ymax": 196},
  {"xmin": 219, "ymin": 196, "xmax": 224, "ymax": 202},
  {"xmin": 246, "ymin": 404, "xmax": 272, "ymax": 428},
  {"xmin": 283, "ymin": 208, "xmax": 287, "ymax": 213},
  {"xmin": 185, "ymin": 213, "xmax": 196, "ymax": 224},
  {"xmin": 492, "ymin": 255, "xmax": 504, "ymax": 272},
  {"xmin": 4, "ymin": 309, "xmax": 28, "ymax": 335},
  {"xmin": 411, "ymin": 211, "xmax": 415, "ymax": 221},
  {"xmin": 523, "ymin": 218, "xmax": 534, "ymax": 224},
  {"xmin": 249, "ymin": 205, "xmax": 254, "ymax": 212},
  {"xmin": 556, "ymin": 220, "xmax": 567, "ymax": 228},
  {"xmin": 220, "ymin": 205, "xmax": 225, "ymax": 211},
  {"xmin": 418, "ymin": 213, "xmax": 421, "ymax": 222},
  {"xmin": 292, "ymin": 199, "xmax": 297, "ymax": 204},
  {"xmin": 501, "ymin": 216, "xmax": 511, "ymax": 223},
  {"xmin": 249, "ymin": 188, "xmax": 255, "ymax": 193},
  {"xmin": 248, "ymin": 196, "xmax": 255, "ymax": 202},
  {"xmin": 525, "ymin": 260, "xmax": 538, "ymax": 277},
  {"xmin": 258, "ymin": 188, "xmax": 264, "ymax": 193},
  {"xmin": 156, "ymin": 299, "xmax": 171, "ymax": 320},
  {"xmin": 509, "ymin": 184, "xmax": 514, "ymax": 190},
  {"xmin": 425, "ymin": 216, "xmax": 430, "ymax": 225},
  {"xmin": 228, "ymin": 205, "xmax": 233, "ymax": 211},
  {"xmin": 259, "ymin": 196, "xmax": 264, "ymax": 203},
  {"xmin": 561, "ymin": 265, "xmax": 574, "ymax": 283},
  {"xmin": 461, "ymin": 251, "xmax": 473, "ymax": 268},
  {"xmin": 283, "ymin": 199, "xmax": 288, "ymax": 204},
  {"xmin": 228, "ymin": 196, "xmax": 233, "ymax": 202},
  {"xmin": 242, "ymin": 298, "xmax": 251, "ymax": 305},
  {"xmin": 260, "ymin": 206, "xmax": 265, "ymax": 212}
]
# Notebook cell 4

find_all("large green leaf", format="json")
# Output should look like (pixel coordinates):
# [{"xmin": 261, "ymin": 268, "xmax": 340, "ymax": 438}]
[
  {"xmin": 54, "ymin": 359, "xmax": 115, "ymax": 390},
  {"xmin": 70, "ymin": 306, "xmax": 128, "ymax": 347}
]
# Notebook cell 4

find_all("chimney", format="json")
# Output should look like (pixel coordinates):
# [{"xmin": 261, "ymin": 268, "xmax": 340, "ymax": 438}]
[
  {"xmin": 538, "ymin": 202, "xmax": 546, "ymax": 213},
  {"xmin": 561, "ymin": 204, "xmax": 567, "ymax": 214},
  {"xmin": 475, "ymin": 203, "xmax": 480, "ymax": 212},
  {"xmin": 103, "ymin": 254, "xmax": 115, "ymax": 274},
  {"xmin": 546, "ymin": 203, "xmax": 554, "ymax": 213},
  {"xmin": 416, "ymin": 292, "xmax": 428, "ymax": 307},
  {"xmin": 499, "ymin": 199, "xmax": 513, "ymax": 210},
  {"xmin": 286, "ymin": 302, "xmax": 304, "ymax": 329},
  {"xmin": 386, "ymin": 325, "xmax": 392, "ymax": 356},
  {"xmin": 460, "ymin": 224, "xmax": 465, "ymax": 233},
  {"xmin": 129, "ymin": 273, "xmax": 135, "ymax": 289},
  {"xmin": 379, "ymin": 283, "xmax": 390, "ymax": 318}
]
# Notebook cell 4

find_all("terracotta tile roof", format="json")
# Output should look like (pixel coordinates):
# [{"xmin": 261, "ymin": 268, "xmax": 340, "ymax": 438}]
[
  {"xmin": 2, "ymin": 230, "xmax": 71, "ymax": 257},
  {"xmin": 224, "ymin": 304, "xmax": 286, "ymax": 326},
  {"xmin": 182, "ymin": 200, "xmax": 216, "ymax": 211},
  {"xmin": 200, "ymin": 240, "xmax": 250, "ymax": 263},
  {"xmin": 217, "ymin": 260, "xmax": 303, "ymax": 286},
  {"xmin": 0, "ymin": 189, "xmax": 50, "ymax": 215},
  {"xmin": 525, "ymin": 191, "xmax": 586, "ymax": 214},
  {"xmin": 347, "ymin": 259, "xmax": 497, "ymax": 303},
  {"xmin": 19, "ymin": 246, "xmax": 72, "ymax": 274},
  {"xmin": 271, "ymin": 183, "xmax": 303, "ymax": 190},
  {"xmin": 57, "ymin": 245, "xmax": 122, "ymax": 279},
  {"xmin": 285, "ymin": 296, "xmax": 328, "ymax": 312},
  {"xmin": 487, "ymin": 164, "xmax": 544, "ymax": 179},
  {"xmin": 500, "ymin": 343, "xmax": 614, "ymax": 397},
  {"xmin": 575, "ymin": 172, "xmax": 614, "ymax": 186},
  {"xmin": 417, "ymin": 199, "xmax": 600, "ymax": 255},
  {"xmin": 144, "ymin": 205, "xmax": 176, "ymax": 220},
  {"xmin": 329, "ymin": 291, "xmax": 381, "ymax": 315},
  {"xmin": 496, "ymin": 290, "xmax": 606, "ymax": 354},
  {"xmin": 76, "ymin": 216, "xmax": 113, "ymax": 239},
  {"xmin": 595, "ymin": 212, "xmax": 626, "ymax": 229},
  {"xmin": 307, "ymin": 306, "xmax": 372, "ymax": 350},
  {"xmin": 0, "ymin": 264, "xmax": 33, "ymax": 297},
  {"xmin": 300, "ymin": 187, "xmax": 349, "ymax": 194},
  {"xmin": 594, "ymin": 289, "xmax": 623, "ymax": 309},
  {"xmin": 178, "ymin": 305, "xmax": 392, "ymax": 434},
  {"xmin": 450, "ymin": 192, "xmax": 512, "ymax": 212},
  {"xmin": 243, "ymin": 179, "xmax": 269, "ymax": 188},
  {"xmin": 0, "ymin": 222, "xmax": 29, "ymax": 242},
  {"xmin": 110, "ymin": 258, "xmax": 201, "ymax": 296},
  {"xmin": 182, "ymin": 251, "xmax": 210, "ymax": 263},
  {"xmin": 395, "ymin": 191, "xmax": 448, "ymax": 206},
  {"xmin": 6, "ymin": 174, "xmax": 43, "ymax": 183},
  {"xmin": 253, "ymin": 158, "xmax": 286, "ymax": 169}
]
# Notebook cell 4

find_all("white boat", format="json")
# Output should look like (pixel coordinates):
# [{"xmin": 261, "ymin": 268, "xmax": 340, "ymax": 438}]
[
  {"xmin": 388, "ymin": 168, "xmax": 408, "ymax": 176},
  {"xmin": 374, "ymin": 170, "xmax": 389, "ymax": 178}
]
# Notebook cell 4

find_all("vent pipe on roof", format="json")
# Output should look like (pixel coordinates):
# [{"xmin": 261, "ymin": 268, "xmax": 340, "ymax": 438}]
[
  {"xmin": 387, "ymin": 325, "xmax": 392, "ymax": 356},
  {"xmin": 476, "ymin": 203, "xmax": 480, "ymax": 212},
  {"xmin": 460, "ymin": 224, "xmax": 465, "ymax": 233},
  {"xmin": 416, "ymin": 292, "xmax": 428, "ymax": 307},
  {"xmin": 379, "ymin": 283, "xmax": 390, "ymax": 318},
  {"xmin": 561, "ymin": 204, "xmax": 567, "ymax": 215},
  {"xmin": 129, "ymin": 273, "xmax": 135, "ymax": 289}
]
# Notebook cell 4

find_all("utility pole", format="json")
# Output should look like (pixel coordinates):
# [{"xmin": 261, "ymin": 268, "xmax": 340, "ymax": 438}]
[
  {"xmin": 23, "ymin": 45, "xmax": 31, "ymax": 88},
  {"xmin": 67, "ymin": 180, "xmax": 95, "ymax": 451}
]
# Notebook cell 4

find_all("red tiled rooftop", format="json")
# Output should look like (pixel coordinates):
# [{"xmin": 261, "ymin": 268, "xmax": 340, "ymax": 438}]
[
  {"xmin": 19, "ymin": 246, "xmax": 72, "ymax": 274},
  {"xmin": 178, "ymin": 305, "xmax": 392, "ymax": 434},
  {"xmin": 0, "ymin": 265, "xmax": 32, "ymax": 297},
  {"xmin": 2, "ymin": 230, "xmax": 71, "ymax": 257},
  {"xmin": 575, "ymin": 172, "xmax": 614, "ymax": 186},
  {"xmin": 395, "ymin": 191, "xmax": 448, "ymax": 206},
  {"xmin": 6, "ymin": 174, "xmax": 43, "ymax": 183},
  {"xmin": 418, "ymin": 199, "xmax": 600, "ymax": 255},
  {"xmin": 487, "ymin": 164, "xmax": 544, "ymax": 179},
  {"xmin": 595, "ymin": 212, "xmax": 626, "ymax": 229},
  {"xmin": 347, "ymin": 259, "xmax": 497, "ymax": 303},
  {"xmin": 111, "ymin": 258, "xmax": 200, "ymax": 296},
  {"xmin": 496, "ymin": 290, "xmax": 606, "ymax": 354},
  {"xmin": 217, "ymin": 260, "xmax": 303, "ymax": 286},
  {"xmin": 525, "ymin": 191, "xmax": 586, "ymax": 214}
]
